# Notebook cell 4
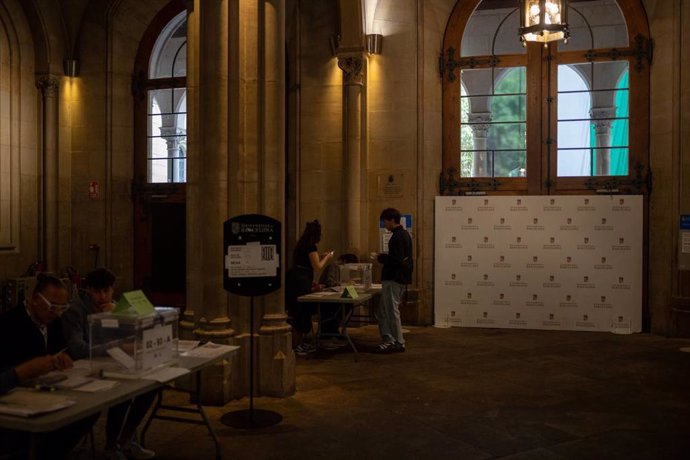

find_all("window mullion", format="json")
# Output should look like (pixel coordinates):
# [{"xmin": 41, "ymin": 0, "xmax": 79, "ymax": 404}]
[{"xmin": 526, "ymin": 43, "xmax": 544, "ymax": 195}]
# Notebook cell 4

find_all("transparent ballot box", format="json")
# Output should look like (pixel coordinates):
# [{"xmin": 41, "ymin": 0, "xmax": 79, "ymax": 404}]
[
  {"xmin": 338, "ymin": 263, "xmax": 372, "ymax": 291},
  {"xmin": 88, "ymin": 307, "xmax": 179, "ymax": 378}
]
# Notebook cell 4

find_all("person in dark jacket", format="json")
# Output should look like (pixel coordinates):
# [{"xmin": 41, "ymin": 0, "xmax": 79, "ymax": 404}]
[
  {"xmin": 0, "ymin": 274, "xmax": 96, "ymax": 459},
  {"xmin": 373, "ymin": 208, "xmax": 413, "ymax": 353},
  {"xmin": 62, "ymin": 267, "xmax": 156, "ymax": 460},
  {"xmin": 286, "ymin": 220, "xmax": 334, "ymax": 355}
]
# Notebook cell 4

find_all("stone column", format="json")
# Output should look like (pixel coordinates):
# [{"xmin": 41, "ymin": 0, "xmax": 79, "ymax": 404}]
[
  {"xmin": 337, "ymin": 54, "xmax": 365, "ymax": 252},
  {"xmin": 590, "ymin": 107, "xmax": 616, "ymax": 176},
  {"xmin": 159, "ymin": 125, "xmax": 181, "ymax": 182},
  {"xmin": 36, "ymin": 75, "xmax": 61, "ymax": 272},
  {"xmin": 187, "ymin": 0, "xmax": 235, "ymax": 404},
  {"xmin": 468, "ymin": 112, "xmax": 492, "ymax": 177},
  {"xmin": 256, "ymin": 0, "xmax": 294, "ymax": 397}
]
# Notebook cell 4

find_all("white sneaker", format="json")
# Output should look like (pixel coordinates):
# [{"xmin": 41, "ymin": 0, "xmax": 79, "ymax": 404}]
[
  {"xmin": 121, "ymin": 441, "xmax": 156, "ymax": 459},
  {"xmin": 294, "ymin": 342, "xmax": 316, "ymax": 356}
]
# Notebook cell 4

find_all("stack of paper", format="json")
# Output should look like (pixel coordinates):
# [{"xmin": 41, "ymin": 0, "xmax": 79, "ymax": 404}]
[
  {"xmin": 177, "ymin": 340, "xmax": 200, "ymax": 354},
  {"xmin": 75, "ymin": 380, "xmax": 119, "ymax": 392},
  {"xmin": 181, "ymin": 342, "xmax": 235, "ymax": 359},
  {"xmin": 0, "ymin": 389, "xmax": 75, "ymax": 417}
]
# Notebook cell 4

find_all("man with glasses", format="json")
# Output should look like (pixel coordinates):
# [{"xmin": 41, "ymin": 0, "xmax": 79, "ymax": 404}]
[
  {"xmin": 0, "ymin": 273, "xmax": 96, "ymax": 459},
  {"xmin": 62, "ymin": 267, "xmax": 156, "ymax": 460},
  {"xmin": 0, "ymin": 273, "xmax": 71, "ymax": 369}
]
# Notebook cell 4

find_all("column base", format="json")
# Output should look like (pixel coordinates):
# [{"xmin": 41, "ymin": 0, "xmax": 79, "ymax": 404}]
[
  {"xmin": 179, "ymin": 309, "xmax": 196, "ymax": 340},
  {"xmin": 258, "ymin": 313, "xmax": 295, "ymax": 397},
  {"xmin": 193, "ymin": 316, "xmax": 235, "ymax": 405}
]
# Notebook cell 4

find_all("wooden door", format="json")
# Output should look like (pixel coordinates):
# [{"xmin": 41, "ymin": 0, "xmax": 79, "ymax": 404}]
[{"xmin": 132, "ymin": 3, "xmax": 187, "ymax": 307}]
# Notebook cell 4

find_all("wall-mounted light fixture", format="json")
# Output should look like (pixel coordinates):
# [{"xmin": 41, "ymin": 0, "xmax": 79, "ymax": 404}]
[
  {"xmin": 366, "ymin": 34, "xmax": 383, "ymax": 55},
  {"xmin": 63, "ymin": 59, "xmax": 79, "ymax": 77},
  {"xmin": 519, "ymin": 0, "xmax": 569, "ymax": 45}
]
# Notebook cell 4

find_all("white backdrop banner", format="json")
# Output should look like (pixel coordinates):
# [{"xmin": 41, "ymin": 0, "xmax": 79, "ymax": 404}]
[{"xmin": 434, "ymin": 195, "xmax": 642, "ymax": 333}]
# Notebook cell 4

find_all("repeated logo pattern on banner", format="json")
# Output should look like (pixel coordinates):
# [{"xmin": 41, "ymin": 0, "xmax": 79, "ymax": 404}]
[{"xmin": 434, "ymin": 196, "xmax": 642, "ymax": 333}]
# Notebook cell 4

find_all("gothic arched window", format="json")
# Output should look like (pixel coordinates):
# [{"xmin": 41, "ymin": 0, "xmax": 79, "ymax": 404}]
[{"xmin": 143, "ymin": 11, "xmax": 187, "ymax": 183}]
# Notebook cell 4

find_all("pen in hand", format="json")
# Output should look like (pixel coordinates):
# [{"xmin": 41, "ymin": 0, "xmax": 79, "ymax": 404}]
[{"xmin": 51, "ymin": 348, "xmax": 73, "ymax": 371}]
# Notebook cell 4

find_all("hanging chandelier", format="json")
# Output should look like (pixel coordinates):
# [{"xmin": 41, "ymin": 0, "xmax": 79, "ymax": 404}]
[{"xmin": 519, "ymin": 0, "xmax": 569, "ymax": 45}]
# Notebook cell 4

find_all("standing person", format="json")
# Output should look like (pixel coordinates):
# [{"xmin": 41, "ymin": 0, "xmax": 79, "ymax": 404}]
[
  {"xmin": 0, "ymin": 274, "xmax": 97, "ymax": 459},
  {"xmin": 285, "ymin": 220, "xmax": 334, "ymax": 355},
  {"xmin": 374, "ymin": 208, "xmax": 413, "ymax": 353},
  {"xmin": 62, "ymin": 267, "xmax": 156, "ymax": 460}
]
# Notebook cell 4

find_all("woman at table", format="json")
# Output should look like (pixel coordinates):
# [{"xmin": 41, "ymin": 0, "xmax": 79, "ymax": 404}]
[{"xmin": 286, "ymin": 219, "xmax": 333, "ymax": 355}]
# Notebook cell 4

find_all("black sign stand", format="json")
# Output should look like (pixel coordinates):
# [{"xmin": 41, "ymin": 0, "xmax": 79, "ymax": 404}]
[{"xmin": 219, "ymin": 214, "xmax": 283, "ymax": 429}]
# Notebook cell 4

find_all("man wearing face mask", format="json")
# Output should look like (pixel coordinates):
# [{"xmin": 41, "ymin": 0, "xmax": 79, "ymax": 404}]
[{"xmin": 62, "ymin": 267, "xmax": 157, "ymax": 460}]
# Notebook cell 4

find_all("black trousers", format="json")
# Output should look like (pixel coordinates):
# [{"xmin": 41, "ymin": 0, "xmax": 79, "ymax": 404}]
[{"xmin": 105, "ymin": 389, "xmax": 157, "ymax": 446}]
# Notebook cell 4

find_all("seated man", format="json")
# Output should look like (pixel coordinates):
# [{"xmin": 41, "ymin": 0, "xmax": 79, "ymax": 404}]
[
  {"xmin": 0, "ymin": 274, "xmax": 97, "ymax": 459},
  {"xmin": 62, "ymin": 267, "xmax": 157, "ymax": 460}
]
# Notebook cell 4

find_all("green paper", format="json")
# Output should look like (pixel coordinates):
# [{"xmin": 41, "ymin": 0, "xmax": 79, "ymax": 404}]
[
  {"xmin": 113, "ymin": 290, "xmax": 155, "ymax": 316},
  {"xmin": 340, "ymin": 286, "xmax": 359, "ymax": 300}
]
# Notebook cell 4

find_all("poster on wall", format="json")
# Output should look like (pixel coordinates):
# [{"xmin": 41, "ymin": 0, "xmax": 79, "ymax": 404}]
[{"xmin": 434, "ymin": 196, "xmax": 643, "ymax": 334}]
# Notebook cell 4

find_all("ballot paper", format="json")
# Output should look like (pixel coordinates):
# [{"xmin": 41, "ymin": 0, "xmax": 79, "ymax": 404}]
[
  {"xmin": 181, "ymin": 342, "xmax": 236, "ymax": 359},
  {"xmin": 75, "ymin": 379, "xmax": 119, "ymax": 392},
  {"xmin": 106, "ymin": 346, "xmax": 136, "ymax": 369},
  {"xmin": 55, "ymin": 375, "xmax": 93, "ymax": 390},
  {"xmin": 140, "ymin": 366, "xmax": 189, "ymax": 383},
  {"xmin": 177, "ymin": 340, "xmax": 201, "ymax": 354},
  {"xmin": 0, "ymin": 389, "xmax": 75, "ymax": 417}
]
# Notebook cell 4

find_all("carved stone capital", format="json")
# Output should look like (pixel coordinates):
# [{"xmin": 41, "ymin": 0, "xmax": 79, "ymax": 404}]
[
  {"xmin": 36, "ymin": 75, "xmax": 60, "ymax": 97},
  {"xmin": 589, "ymin": 107, "xmax": 616, "ymax": 134},
  {"xmin": 468, "ymin": 112, "xmax": 492, "ymax": 138},
  {"xmin": 337, "ymin": 55, "xmax": 364, "ymax": 86}
]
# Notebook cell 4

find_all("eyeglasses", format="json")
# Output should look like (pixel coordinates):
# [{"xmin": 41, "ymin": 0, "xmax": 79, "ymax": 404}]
[{"xmin": 37, "ymin": 293, "xmax": 70, "ymax": 314}]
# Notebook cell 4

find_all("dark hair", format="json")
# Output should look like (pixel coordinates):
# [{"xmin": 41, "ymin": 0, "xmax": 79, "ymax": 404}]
[
  {"xmin": 33, "ymin": 273, "xmax": 67, "ymax": 295},
  {"xmin": 380, "ymin": 208, "xmax": 401, "ymax": 224},
  {"xmin": 298, "ymin": 220, "xmax": 322, "ymax": 246},
  {"xmin": 293, "ymin": 220, "xmax": 322, "ymax": 263},
  {"xmin": 85, "ymin": 267, "xmax": 116, "ymax": 289}
]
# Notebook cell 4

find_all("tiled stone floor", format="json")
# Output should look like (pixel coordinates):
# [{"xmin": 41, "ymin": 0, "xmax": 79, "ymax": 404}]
[{"xmin": 88, "ymin": 325, "xmax": 690, "ymax": 459}]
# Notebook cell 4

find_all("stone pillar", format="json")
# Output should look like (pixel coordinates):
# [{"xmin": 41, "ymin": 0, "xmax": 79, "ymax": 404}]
[
  {"xmin": 186, "ymin": 0, "xmax": 235, "ymax": 404},
  {"xmin": 159, "ymin": 125, "xmax": 181, "ymax": 182},
  {"xmin": 36, "ymin": 75, "xmax": 61, "ymax": 272},
  {"xmin": 256, "ymin": 0, "xmax": 295, "ymax": 397},
  {"xmin": 590, "ymin": 107, "xmax": 616, "ymax": 176},
  {"xmin": 179, "ymin": 309, "xmax": 196, "ymax": 340},
  {"xmin": 468, "ymin": 112, "xmax": 492, "ymax": 177},
  {"xmin": 337, "ymin": 54, "xmax": 365, "ymax": 252}
]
